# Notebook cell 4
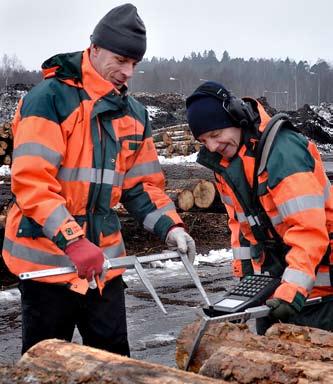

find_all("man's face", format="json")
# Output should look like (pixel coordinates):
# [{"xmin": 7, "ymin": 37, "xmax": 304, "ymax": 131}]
[
  {"xmin": 198, "ymin": 127, "xmax": 242, "ymax": 159},
  {"xmin": 90, "ymin": 45, "xmax": 138, "ymax": 88}
]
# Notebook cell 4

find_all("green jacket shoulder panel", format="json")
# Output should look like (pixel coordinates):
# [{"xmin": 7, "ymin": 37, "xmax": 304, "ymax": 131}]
[
  {"xmin": 266, "ymin": 128, "xmax": 314, "ymax": 189},
  {"xmin": 20, "ymin": 77, "xmax": 90, "ymax": 125},
  {"xmin": 41, "ymin": 51, "xmax": 83, "ymax": 81}
]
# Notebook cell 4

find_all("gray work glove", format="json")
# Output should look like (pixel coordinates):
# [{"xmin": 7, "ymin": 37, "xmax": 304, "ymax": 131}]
[
  {"xmin": 165, "ymin": 227, "xmax": 196, "ymax": 264},
  {"xmin": 266, "ymin": 298, "xmax": 298, "ymax": 322}
]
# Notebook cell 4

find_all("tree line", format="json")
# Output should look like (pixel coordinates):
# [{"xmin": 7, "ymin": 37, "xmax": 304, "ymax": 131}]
[{"xmin": 1, "ymin": 50, "xmax": 332, "ymax": 110}]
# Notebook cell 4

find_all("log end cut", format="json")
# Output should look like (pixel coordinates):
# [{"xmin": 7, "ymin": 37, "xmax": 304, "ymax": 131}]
[
  {"xmin": 178, "ymin": 189, "xmax": 194, "ymax": 211},
  {"xmin": 193, "ymin": 180, "xmax": 216, "ymax": 208}
]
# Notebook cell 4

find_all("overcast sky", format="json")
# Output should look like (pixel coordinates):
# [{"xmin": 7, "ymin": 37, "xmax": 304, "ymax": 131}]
[{"xmin": 0, "ymin": 0, "xmax": 331, "ymax": 71}]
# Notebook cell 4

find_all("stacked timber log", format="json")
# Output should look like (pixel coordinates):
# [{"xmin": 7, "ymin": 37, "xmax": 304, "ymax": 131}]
[
  {"xmin": 0, "ymin": 122, "xmax": 12, "ymax": 167},
  {"xmin": 162, "ymin": 163, "xmax": 226, "ymax": 213},
  {"xmin": 0, "ymin": 121, "xmax": 13, "ymax": 228},
  {"xmin": 153, "ymin": 123, "xmax": 201, "ymax": 157},
  {"xmin": 176, "ymin": 320, "xmax": 333, "ymax": 383},
  {"xmin": 3, "ymin": 339, "xmax": 224, "ymax": 384},
  {"xmin": 3, "ymin": 322, "xmax": 333, "ymax": 382}
]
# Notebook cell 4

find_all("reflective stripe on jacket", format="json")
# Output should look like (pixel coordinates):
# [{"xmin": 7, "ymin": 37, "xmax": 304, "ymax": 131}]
[
  {"xmin": 3, "ymin": 49, "xmax": 183, "ymax": 289},
  {"xmin": 198, "ymin": 100, "xmax": 333, "ymax": 303}
]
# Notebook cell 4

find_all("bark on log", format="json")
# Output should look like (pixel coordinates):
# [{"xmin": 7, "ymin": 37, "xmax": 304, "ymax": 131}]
[
  {"xmin": 166, "ymin": 178, "xmax": 207, "ymax": 191},
  {"xmin": 200, "ymin": 345, "xmax": 333, "ymax": 383},
  {"xmin": 176, "ymin": 320, "xmax": 333, "ymax": 374},
  {"xmin": 162, "ymin": 163, "xmax": 215, "ymax": 181},
  {"xmin": 193, "ymin": 180, "xmax": 216, "ymax": 209},
  {"xmin": 178, "ymin": 189, "xmax": 194, "ymax": 211},
  {"xmin": 16, "ymin": 339, "xmax": 224, "ymax": 384},
  {"xmin": 162, "ymin": 132, "xmax": 173, "ymax": 145},
  {"xmin": 265, "ymin": 322, "xmax": 333, "ymax": 349},
  {"xmin": 0, "ymin": 122, "xmax": 13, "ymax": 166}
]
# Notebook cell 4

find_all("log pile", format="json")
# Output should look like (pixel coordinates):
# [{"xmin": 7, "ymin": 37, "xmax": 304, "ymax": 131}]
[
  {"xmin": 176, "ymin": 320, "xmax": 333, "ymax": 383},
  {"xmin": 153, "ymin": 123, "xmax": 201, "ymax": 157},
  {"xmin": 2, "ymin": 322, "xmax": 333, "ymax": 383},
  {"xmin": 3, "ymin": 339, "xmax": 224, "ymax": 384},
  {"xmin": 0, "ymin": 122, "xmax": 12, "ymax": 167},
  {"xmin": 162, "ymin": 163, "xmax": 226, "ymax": 213}
]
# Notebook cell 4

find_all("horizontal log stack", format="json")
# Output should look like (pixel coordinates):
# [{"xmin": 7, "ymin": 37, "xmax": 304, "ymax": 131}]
[
  {"xmin": 0, "ymin": 122, "xmax": 12, "ymax": 167},
  {"xmin": 176, "ymin": 320, "xmax": 333, "ymax": 383},
  {"xmin": 153, "ymin": 123, "xmax": 201, "ymax": 157},
  {"xmin": 162, "ymin": 163, "xmax": 226, "ymax": 213}
]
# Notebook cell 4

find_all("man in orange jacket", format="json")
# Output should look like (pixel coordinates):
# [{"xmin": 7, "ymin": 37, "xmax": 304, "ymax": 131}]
[
  {"xmin": 186, "ymin": 81, "xmax": 333, "ymax": 334},
  {"xmin": 3, "ymin": 4, "xmax": 195, "ymax": 355}
]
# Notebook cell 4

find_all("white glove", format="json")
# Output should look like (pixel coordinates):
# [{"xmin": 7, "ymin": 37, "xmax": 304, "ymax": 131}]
[{"xmin": 165, "ymin": 227, "xmax": 196, "ymax": 264}]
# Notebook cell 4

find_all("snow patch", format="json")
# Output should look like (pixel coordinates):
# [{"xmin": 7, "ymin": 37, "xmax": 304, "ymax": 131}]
[
  {"xmin": 158, "ymin": 152, "xmax": 198, "ymax": 164},
  {"xmin": 0, "ymin": 165, "xmax": 11, "ymax": 176},
  {"xmin": 146, "ymin": 105, "xmax": 162, "ymax": 119},
  {"xmin": 0, "ymin": 288, "xmax": 21, "ymax": 302}
]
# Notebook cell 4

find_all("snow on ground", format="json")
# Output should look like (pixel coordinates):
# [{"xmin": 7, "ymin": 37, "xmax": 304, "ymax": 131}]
[
  {"xmin": 146, "ymin": 105, "xmax": 163, "ymax": 119},
  {"xmin": 0, "ymin": 288, "xmax": 20, "ymax": 302},
  {"xmin": 158, "ymin": 152, "xmax": 198, "ymax": 164},
  {"xmin": 123, "ymin": 248, "xmax": 232, "ymax": 282},
  {"xmin": 0, "ymin": 165, "xmax": 10, "ymax": 177}
]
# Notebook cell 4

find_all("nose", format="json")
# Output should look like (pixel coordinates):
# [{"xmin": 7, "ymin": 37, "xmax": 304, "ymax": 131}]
[
  {"xmin": 122, "ymin": 62, "xmax": 135, "ymax": 79},
  {"xmin": 206, "ymin": 138, "xmax": 219, "ymax": 153}
]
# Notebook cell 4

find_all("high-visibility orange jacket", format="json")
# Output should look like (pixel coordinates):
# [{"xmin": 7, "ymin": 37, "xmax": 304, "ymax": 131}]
[
  {"xmin": 3, "ymin": 49, "xmax": 183, "ymax": 293},
  {"xmin": 197, "ymin": 100, "xmax": 333, "ymax": 310}
]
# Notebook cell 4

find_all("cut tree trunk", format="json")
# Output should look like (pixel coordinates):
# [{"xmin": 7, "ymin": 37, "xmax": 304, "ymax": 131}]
[
  {"xmin": 162, "ymin": 163, "xmax": 215, "ymax": 181},
  {"xmin": 16, "ymin": 339, "xmax": 224, "ymax": 384},
  {"xmin": 200, "ymin": 345, "xmax": 333, "ymax": 383},
  {"xmin": 176, "ymin": 320, "xmax": 333, "ymax": 374},
  {"xmin": 265, "ymin": 322, "xmax": 333, "ymax": 348},
  {"xmin": 162, "ymin": 132, "xmax": 173, "ymax": 145},
  {"xmin": 0, "ymin": 122, "xmax": 13, "ymax": 166},
  {"xmin": 178, "ymin": 189, "xmax": 194, "ymax": 211},
  {"xmin": 193, "ymin": 180, "xmax": 216, "ymax": 209}
]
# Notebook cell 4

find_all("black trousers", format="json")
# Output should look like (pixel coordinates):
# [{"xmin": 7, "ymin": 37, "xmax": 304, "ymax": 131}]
[
  {"xmin": 19, "ymin": 275, "xmax": 130, "ymax": 356},
  {"xmin": 256, "ymin": 296, "xmax": 333, "ymax": 335}
]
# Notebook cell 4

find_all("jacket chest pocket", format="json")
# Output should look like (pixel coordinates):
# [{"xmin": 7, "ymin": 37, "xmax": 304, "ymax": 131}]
[{"xmin": 120, "ymin": 140, "xmax": 143, "ymax": 170}]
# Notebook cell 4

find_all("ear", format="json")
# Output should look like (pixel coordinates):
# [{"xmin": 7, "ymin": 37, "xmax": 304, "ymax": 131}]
[{"xmin": 90, "ymin": 44, "xmax": 100, "ymax": 57}]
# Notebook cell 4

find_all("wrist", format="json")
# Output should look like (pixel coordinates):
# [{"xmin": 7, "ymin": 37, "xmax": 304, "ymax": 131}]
[
  {"xmin": 66, "ymin": 236, "xmax": 83, "ymax": 247},
  {"xmin": 53, "ymin": 220, "xmax": 84, "ymax": 250}
]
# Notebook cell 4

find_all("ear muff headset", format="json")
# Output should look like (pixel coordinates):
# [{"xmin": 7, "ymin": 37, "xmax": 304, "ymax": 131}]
[{"xmin": 186, "ymin": 83, "xmax": 257, "ymax": 129}]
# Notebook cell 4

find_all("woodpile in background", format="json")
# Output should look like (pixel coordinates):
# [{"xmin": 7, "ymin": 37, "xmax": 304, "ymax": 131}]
[
  {"xmin": 0, "ymin": 121, "xmax": 13, "ymax": 228},
  {"xmin": 153, "ymin": 123, "xmax": 200, "ymax": 157},
  {"xmin": 176, "ymin": 320, "xmax": 333, "ymax": 383},
  {"xmin": 162, "ymin": 162, "xmax": 226, "ymax": 213},
  {"xmin": 0, "ymin": 122, "xmax": 12, "ymax": 167}
]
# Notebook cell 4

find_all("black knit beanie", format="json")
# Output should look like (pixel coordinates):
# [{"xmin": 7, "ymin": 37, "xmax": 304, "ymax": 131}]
[
  {"xmin": 186, "ymin": 81, "xmax": 234, "ymax": 139},
  {"xmin": 90, "ymin": 3, "xmax": 146, "ymax": 61}
]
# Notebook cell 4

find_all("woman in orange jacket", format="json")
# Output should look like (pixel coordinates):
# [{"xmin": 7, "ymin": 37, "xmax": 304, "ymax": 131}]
[
  {"xmin": 186, "ymin": 81, "xmax": 333, "ymax": 334},
  {"xmin": 3, "ymin": 4, "xmax": 195, "ymax": 355}
]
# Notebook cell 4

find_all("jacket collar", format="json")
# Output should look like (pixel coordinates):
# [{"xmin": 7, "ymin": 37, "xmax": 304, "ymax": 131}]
[
  {"xmin": 81, "ymin": 49, "xmax": 120, "ymax": 101},
  {"xmin": 42, "ymin": 49, "xmax": 124, "ymax": 101}
]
